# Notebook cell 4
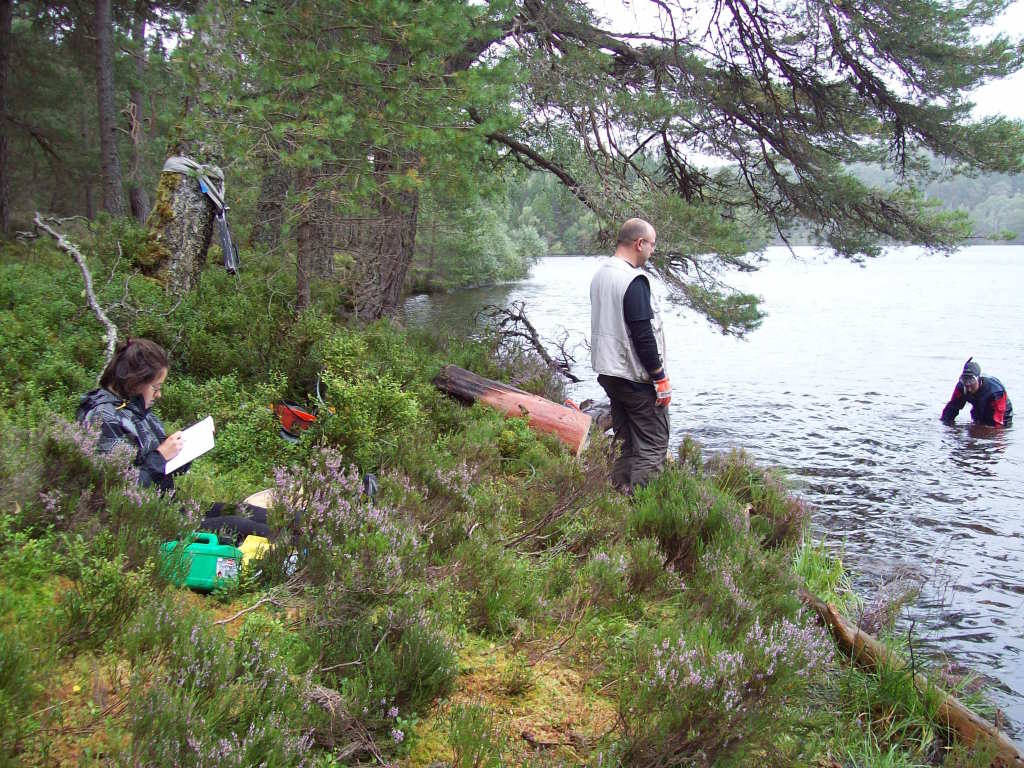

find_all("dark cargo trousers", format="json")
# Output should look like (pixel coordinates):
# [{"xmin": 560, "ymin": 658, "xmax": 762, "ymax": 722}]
[{"xmin": 598, "ymin": 374, "xmax": 670, "ymax": 493}]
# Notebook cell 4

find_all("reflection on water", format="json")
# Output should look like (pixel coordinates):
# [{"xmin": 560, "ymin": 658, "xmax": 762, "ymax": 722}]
[{"xmin": 403, "ymin": 246, "xmax": 1024, "ymax": 739}]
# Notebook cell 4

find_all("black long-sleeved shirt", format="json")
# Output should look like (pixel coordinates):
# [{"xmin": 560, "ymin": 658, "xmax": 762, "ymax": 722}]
[{"xmin": 623, "ymin": 275, "xmax": 663, "ymax": 379}]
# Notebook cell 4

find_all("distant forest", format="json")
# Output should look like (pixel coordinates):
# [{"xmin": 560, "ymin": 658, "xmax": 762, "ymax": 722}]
[
  {"xmin": 849, "ymin": 163, "xmax": 1024, "ymax": 245},
  {"xmin": 506, "ymin": 164, "xmax": 1024, "ymax": 258}
]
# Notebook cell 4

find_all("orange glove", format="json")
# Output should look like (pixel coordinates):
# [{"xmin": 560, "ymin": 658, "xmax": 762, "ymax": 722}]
[{"xmin": 654, "ymin": 376, "xmax": 671, "ymax": 407}]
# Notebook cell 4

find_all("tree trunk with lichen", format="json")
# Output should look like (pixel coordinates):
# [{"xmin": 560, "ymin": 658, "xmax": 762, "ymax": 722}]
[{"xmin": 139, "ymin": 170, "xmax": 216, "ymax": 293}]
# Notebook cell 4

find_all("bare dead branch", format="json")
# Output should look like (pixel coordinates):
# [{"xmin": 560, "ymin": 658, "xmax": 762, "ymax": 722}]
[
  {"xmin": 212, "ymin": 596, "xmax": 283, "ymax": 626},
  {"xmin": 30, "ymin": 213, "xmax": 118, "ymax": 371},
  {"xmin": 480, "ymin": 300, "xmax": 582, "ymax": 383}
]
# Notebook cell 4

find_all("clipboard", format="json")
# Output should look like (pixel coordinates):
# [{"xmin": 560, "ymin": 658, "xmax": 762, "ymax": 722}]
[{"xmin": 165, "ymin": 416, "xmax": 215, "ymax": 473}]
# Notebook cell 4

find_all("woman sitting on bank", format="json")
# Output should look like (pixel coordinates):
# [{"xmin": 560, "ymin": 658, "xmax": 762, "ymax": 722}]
[{"xmin": 77, "ymin": 337, "xmax": 272, "ymax": 544}]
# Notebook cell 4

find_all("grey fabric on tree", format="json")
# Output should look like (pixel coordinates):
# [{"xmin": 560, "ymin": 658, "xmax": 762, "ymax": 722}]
[{"xmin": 161, "ymin": 156, "xmax": 239, "ymax": 273}]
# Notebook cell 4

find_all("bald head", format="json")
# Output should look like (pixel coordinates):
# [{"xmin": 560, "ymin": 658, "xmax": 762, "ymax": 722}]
[
  {"xmin": 617, "ymin": 218, "xmax": 655, "ymax": 246},
  {"xmin": 614, "ymin": 218, "xmax": 657, "ymax": 267}
]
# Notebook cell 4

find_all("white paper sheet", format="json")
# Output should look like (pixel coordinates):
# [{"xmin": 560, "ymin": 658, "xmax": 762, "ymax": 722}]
[{"xmin": 165, "ymin": 415, "xmax": 215, "ymax": 473}]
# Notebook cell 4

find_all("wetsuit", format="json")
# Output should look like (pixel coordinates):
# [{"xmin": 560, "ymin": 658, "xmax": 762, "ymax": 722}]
[{"xmin": 941, "ymin": 376, "xmax": 1013, "ymax": 427}]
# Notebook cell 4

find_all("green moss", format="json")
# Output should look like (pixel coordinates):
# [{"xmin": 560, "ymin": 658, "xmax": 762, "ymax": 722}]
[{"xmin": 136, "ymin": 173, "xmax": 180, "ymax": 276}]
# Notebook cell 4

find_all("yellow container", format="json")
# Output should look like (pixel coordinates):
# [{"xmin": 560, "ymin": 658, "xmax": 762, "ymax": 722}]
[{"xmin": 238, "ymin": 535, "xmax": 271, "ymax": 567}]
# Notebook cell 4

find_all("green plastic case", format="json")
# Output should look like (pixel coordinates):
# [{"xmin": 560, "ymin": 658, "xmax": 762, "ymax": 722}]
[{"xmin": 160, "ymin": 532, "xmax": 242, "ymax": 592}]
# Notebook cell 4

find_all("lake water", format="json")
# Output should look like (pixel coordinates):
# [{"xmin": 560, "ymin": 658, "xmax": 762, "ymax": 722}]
[{"xmin": 403, "ymin": 245, "xmax": 1024, "ymax": 737}]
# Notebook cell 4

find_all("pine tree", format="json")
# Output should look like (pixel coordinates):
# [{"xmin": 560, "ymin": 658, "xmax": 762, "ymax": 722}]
[
  {"xmin": 57, "ymin": 0, "xmax": 1019, "ymax": 328},
  {"xmin": 94, "ymin": 0, "xmax": 125, "ymax": 215},
  {"xmin": 0, "ymin": 0, "xmax": 11, "ymax": 233},
  {"xmin": 198, "ymin": 0, "xmax": 518, "ymax": 315}
]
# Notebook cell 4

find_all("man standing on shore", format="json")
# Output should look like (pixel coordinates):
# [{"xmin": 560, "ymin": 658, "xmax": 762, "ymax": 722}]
[{"xmin": 590, "ymin": 218, "xmax": 671, "ymax": 494}]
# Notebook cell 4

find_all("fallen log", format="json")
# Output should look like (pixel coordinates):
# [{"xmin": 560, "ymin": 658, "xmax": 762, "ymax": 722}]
[
  {"xmin": 799, "ymin": 588, "xmax": 1024, "ymax": 767},
  {"xmin": 433, "ymin": 364, "xmax": 592, "ymax": 456}
]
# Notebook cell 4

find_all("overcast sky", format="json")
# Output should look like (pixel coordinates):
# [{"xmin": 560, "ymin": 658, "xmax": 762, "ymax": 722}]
[
  {"xmin": 971, "ymin": 2, "xmax": 1024, "ymax": 118},
  {"xmin": 587, "ymin": 0, "xmax": 1024, "ymax": 120}
]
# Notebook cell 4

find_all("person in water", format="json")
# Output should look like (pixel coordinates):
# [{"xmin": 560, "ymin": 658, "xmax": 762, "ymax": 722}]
[
  {"xmin": 941, "ymin": 358, "xmax": 1013, "ymax": 427},
  {"xmin": 77, "ymin": 337, "xmax": 272, "ymax": 543}
]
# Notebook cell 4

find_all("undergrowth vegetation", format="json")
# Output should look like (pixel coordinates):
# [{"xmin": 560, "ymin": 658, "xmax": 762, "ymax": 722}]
[{"xmin": 0, "ymin": 230, "xmax": 1003, "ymax": 766}]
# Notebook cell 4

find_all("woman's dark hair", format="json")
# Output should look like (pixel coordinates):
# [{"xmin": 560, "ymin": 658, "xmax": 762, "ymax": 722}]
[{"xmin": 99, "ymin": 338, "xmax": 169, "ymax": 398}]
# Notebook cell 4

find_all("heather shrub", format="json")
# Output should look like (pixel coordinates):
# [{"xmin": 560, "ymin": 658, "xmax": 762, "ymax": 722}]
[
  {"xmin": 264, "ymin": 447, "xmax": 457, "ymax": 731},
  {"xmin": 120, "ymin": 593, "xmax": 198, "ymax": 665},
  {"xmin": 629, "ymin": 467, "xmax": 746, "ymax": 571},
  {"xmin": 448, "ymin": 703, "xmax": 508, "ymax": 768},
  {"xmin": 106, "ymin": 482, "xmax": 201, "ymax": 569},
  {"xmin": 626, "ymin": 536, "xmax": 666, "ymax": 596},
  {"xmin": 620, "ymin": 612, "xmax": 833, "ymax": 766},
  {"xmin": 314, "ymin": 601, "xmax": 458, "ymax": 716},
  {"xmin": 690, "ymin": 549, "xmax": 763, "ymax": 627},
  {"xmin": 501, "ymin": 652, "xmax": 535, "ymax": 696},
  {"xmin": 581, "ymin": 545, "xmax": 632, "ymax": 608},
  {"xmin": 677, "ymin": 435, "xmax": 703, "ymax": 474},
  {"xmin": 267, "ymin": 448, "xmax": 424, "ymax": 590},
  {"xmin": 237, "ymin": 613, "xmax": 316, "ymax": 675},
  {"xmin": 551, "ymin": 483, "xmax": 632, "ymax": 556},
  {"xmin": 454, "ymin": 536, "xmax": 544, "ymax": 635},
  {"xmin": 294, "ymin": 584, "xmax": 457, "ymax": 762},
  {"xmin": 127, "ymin": 621, "xmax": 315, "ymax": 768},
  {"xmin": 707, "ymin": 449, "xmax": 810, "ymax": 548},
  {"xmin": 59, "ymin": 549, "xmax": 155, "ymax": 651},
  {"xmin": 8, "ymin": 418, "xmax": 133, "ymax": 534},
  {"xmin": 0, "ymin": 415, "xmax": 197, "ymax": 573}
]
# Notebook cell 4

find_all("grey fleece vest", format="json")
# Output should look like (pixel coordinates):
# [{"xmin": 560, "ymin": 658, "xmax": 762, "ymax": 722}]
[{"xmin": 590, "ymin": 256, "xmax": 667, "ymax": 383}]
